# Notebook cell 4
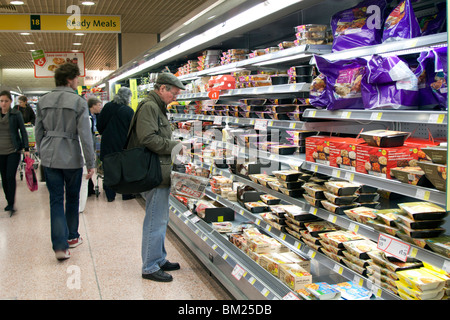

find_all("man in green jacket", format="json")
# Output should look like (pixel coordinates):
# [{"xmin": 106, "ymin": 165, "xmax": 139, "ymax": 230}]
[{"xmin": 127, "ymin": 73, "xmax": 183, "ymax": 282}]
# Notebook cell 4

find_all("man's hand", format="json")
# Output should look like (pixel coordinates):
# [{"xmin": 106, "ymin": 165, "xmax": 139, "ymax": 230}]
[{"xmin": 86, "ymin": 168, "xmax": 95, "ymax": 180}]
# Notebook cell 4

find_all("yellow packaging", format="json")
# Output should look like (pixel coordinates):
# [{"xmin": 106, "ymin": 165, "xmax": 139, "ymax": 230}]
[
  {"xmin": 279, "ymin": 264, "xmax": 312, "ymax": 291},
  {"xmin": 396, "ymin": 281, "xmax": 444, "ymax": 300},
  {"xmin": 396, "ymin": 268, "xmax": 446, "ymax": 292}
]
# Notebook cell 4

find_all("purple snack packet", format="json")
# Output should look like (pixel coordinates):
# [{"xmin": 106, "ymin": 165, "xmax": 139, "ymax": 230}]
[
  {"xmin": 362, "ymin": 55, "xmax": 418, "ymax": 110},
  {"xmin": 415, "ymin": 50, "xmax": 440, "ymax": 109},
  {"xmin": 331, "ymin": 0, "xmax": 388, "ymax": 52},
  {"xmin": 431, "ymin": 46, "xmax": 448, "ymax": 109},
  {"xmin": 309, "ymin": 73, "xmax": 330, "ymax": 109},
  {"xmin": 419, "ymin": 2, "xmax": 446, "ymax": 36},
  {"xmin": 312, "ymin": 55, "xmax": 367, "ymax": 110},
  {"xmin": 383, "ymin": 0, "xmax": 421, "ymax": 42}
]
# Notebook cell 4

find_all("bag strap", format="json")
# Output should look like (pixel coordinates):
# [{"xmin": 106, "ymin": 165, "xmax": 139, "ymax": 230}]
[{"xmin": 123, "ymin": 98, "xmax": 161, "ymax": 149}]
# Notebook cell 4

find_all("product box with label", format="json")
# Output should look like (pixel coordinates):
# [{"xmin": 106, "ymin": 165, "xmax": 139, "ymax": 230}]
[
  {"xmin": 356, "ymin": 144, "xmax": 415, "ymax": 179},
  {"xmin": 279, "ymin": 264, "xmax": 312, "ymax": 291},
  {"xmin": 305, "ymin": 136, "xmax": 335, "ymax": 165},
  {"xmin": 329, "ymin": 137, "xmax": 365, "ymax": 171}
]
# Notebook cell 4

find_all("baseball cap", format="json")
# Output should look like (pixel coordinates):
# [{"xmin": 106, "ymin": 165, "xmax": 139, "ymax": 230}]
[{"xmin": 156, "ymin": 72, "xmax": 186, "ymax": 90}]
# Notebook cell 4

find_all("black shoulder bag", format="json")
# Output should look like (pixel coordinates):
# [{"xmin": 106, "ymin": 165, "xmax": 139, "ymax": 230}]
[{"xmin": 102, "ymin": 100, "xmax": 162, "ymax": 194}]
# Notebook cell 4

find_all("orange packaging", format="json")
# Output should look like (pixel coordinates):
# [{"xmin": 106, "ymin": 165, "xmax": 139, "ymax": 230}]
[
  {"xmin": 305, "ymin": 136, "xmax": 341, "ymax": 166},
  {"xmin": 356, "ymin": 144, "xmax": 415, "ymax": 179},
  {"xmin": 329, "ymin": 137, "xmax": 364, "ymax": 171}
]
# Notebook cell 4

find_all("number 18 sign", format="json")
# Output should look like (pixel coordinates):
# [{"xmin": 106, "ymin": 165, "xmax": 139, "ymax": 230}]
[{"xmin": 377, "ymin": 233, "xmax": 411, "ymax": 262}]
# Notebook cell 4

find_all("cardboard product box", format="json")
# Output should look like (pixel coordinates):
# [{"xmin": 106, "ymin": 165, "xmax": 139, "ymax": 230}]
[
  {"xmin": 404, "ymin": 138, "xmax": 441, "ymax": 164},
  {"xmin": 329, "ymin": 137, "xmax": 365, "ymax": 171},
  {"xmin": 259, "ymin": 253, "xmax": 294, "ymax": 277},
  {"xmin": 279, "ymin": 251, "xmax": 311, "ymax": 272},
  {"xmin": 305, "ymin": 136, "xmax": 334, "ymax": 165},
  {"xmin": 356, "ymin": 144, "xmax": 415, "ymax": 179},
  {"xmin": 279, "ymin": 264, "xmax": 312, "ymax": 291}
]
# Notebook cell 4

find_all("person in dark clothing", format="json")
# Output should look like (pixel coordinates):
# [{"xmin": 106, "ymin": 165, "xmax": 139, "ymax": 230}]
[
  {"xmin": 97, "ymin": 87, "xmax": 135, "ymax": 202},
  {"xmin": 0, "ymin": 91, "xmax": 30, "ymax": 216},
  {"xmin": 13, "ymin": 95, "xmax": 36, "ymax": 125},
  {"xmin": 87, "ymin": 98, "xmax": 102, "ymax": 196}
]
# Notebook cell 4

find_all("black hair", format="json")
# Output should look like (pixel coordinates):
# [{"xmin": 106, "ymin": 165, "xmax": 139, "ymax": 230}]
[
  {"xmin": 54, "ymin": 63, "xmax": 80, "ymax": 86},
  {"xmin": 0, "ymin": 90, "xmax": 12, "ymax": 101}
]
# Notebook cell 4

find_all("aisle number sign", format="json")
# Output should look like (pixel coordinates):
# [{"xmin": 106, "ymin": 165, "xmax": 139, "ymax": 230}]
[{"xmin": 0, "ymin": 14, "xmax": 121, "ymax": 33}]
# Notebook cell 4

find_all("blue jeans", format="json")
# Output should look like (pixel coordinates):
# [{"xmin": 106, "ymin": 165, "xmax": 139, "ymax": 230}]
[
  {"xmin": 141, "ymin": 187, "xmax": 170, "ymax": 274},
  {"xmin": 44, "ymin": 167, "xmax": 83, "ymax": 251}
]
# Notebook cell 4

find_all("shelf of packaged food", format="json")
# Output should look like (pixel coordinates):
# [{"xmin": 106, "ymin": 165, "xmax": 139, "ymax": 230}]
[
  {"xmin": 178, "ymin": 44, "xmax": 332, "ymax": 81},
  {"xmin": 200, "ymin": 186, "xmax": 398, "ymax": 300},
  {"xmin": 190, "ymin": 135, "xmax": 447, "ymax": 208},
  {"xmin": 169, "ymin": 113, "xmax": 378, "ymax": 133},
  {"xmin": 302, "ymin": 109, "xmax": 448, "ymax": 125},
  {"xmin": 302, "ymin": 161, "xmax": 446, "ymax": 207},
  {"xmin": 191, "ymin": 158, "xmax": 450, "ymax": 276},
  {"xmin": 168, "ymin": 194, "xmax": 304, "ymax": 300},
  {"xmin": 316, "ymin": 32, "xmax": 448, "ymax": 62},
  {"xmin": 176, "ymin": 83, "xmax": 311, "ymax": 101}
]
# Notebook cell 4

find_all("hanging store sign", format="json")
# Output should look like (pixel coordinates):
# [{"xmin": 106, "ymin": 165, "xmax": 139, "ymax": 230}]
[
  {"xmin": 0, "ymin": 14, "xmax": 121, "ymax": 33},
  {"xmin": 33, "ymin": 51, "xmax": 86, "ymax": 78}
]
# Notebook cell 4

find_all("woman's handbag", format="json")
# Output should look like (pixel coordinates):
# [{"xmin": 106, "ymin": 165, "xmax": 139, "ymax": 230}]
[{"xmin": 102, "ymin": 100, "xmax": 162, "ymax": 194}]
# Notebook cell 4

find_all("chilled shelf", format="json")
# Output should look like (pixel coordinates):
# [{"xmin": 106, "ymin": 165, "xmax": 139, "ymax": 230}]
[{"xmin": 303, "ymin": 109, "xmax": 447, "ymax": 124}]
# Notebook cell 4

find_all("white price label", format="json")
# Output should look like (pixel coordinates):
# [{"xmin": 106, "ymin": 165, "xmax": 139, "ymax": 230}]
[
  {"xmin": 283, "ymin": 292, "xmax": 300, "ymax": 300},
  {"xmin": 182, "ymin": 210, "xmax": 192, "ymax": 217},
  {"xmin": 213, "ymin": 116, "xmax": 222, "ymax": 125},
  {"xmin": 377, "ymin": 234, "xmax": 411, "ymax": 262},
  {"xmin": 254, "ymin": 119, "xmax": 268, "ymax": 131},
  {"xmin": 231, "ymin": 264, "xmax": 246, "ymax": 281}
]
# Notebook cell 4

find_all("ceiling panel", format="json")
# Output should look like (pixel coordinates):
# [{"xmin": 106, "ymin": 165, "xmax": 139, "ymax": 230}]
[{"xmin": 0, "ymin": 0, "xmax": 209, "ymax": 70}]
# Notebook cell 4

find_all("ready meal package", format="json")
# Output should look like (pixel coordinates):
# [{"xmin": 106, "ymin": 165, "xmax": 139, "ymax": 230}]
[
  {"xmin": 362, "ymin": 55, "xmax": 419, "ymax": 109},
  {"xmin": 305, "ymin": 135, "xmax": 332, "ymax": 165},
  {"xmin": 309, "ymin": 73, "xmax": 330, "ymax": 109},
  {"xmin": 313, "ymin": 55, "xmax": 367, "ymax": 110},
  {"xmin": 329, "ymin": 137, "xmax": 365, "ymax": 171},
  {"xmin": 356, "ymin": 143, "xmax": 415, "ymax": 179},
  {"xmin": 382, "ymin": 0, "xmax": 421, "ymax": 43},
  {"xmin": 330, "ymin": 0, "xmax": 388, "ymax": 52}
]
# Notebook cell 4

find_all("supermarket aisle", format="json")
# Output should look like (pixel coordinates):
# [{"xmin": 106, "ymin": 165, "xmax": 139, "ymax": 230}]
[{"xmin": 0, "ymin": 175, "xmax": 233, "ymax": 300}]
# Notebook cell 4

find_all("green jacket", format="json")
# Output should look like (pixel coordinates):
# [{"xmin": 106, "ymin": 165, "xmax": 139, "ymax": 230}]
[{"xmin": 127, "ymin": 91, "xmax": 180, "ymax": 188}]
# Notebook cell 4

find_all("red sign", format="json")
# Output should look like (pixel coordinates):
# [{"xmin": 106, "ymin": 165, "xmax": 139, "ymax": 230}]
[{"xmin": 208, "ymin": 90, "xmax": 220, "ymax": 100}]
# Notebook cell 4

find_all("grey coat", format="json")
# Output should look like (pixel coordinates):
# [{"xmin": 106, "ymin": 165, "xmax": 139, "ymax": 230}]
[{"xmin": 35, "ymin": 86, "xmax": 95, "ymax": 169}]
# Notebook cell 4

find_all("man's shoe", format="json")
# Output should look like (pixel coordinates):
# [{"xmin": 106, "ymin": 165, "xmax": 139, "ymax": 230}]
[
  {"xmin": 160, "ymin": 261, "xmax": 180, "ymax": 271},
  {"xmin": 142, "ymin": 269, "xmax": 173, "ymax": 282},
  {"xmin": 55, "ymin": 249, "xmax": 70, "ymax": 261},
  {"xmin": 68, "ymin": 237, "xmax": 83, "ymax": 248}
]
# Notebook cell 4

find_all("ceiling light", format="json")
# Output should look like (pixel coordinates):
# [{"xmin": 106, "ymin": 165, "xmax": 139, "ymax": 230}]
[
  {"xmin": 72, "ymin": 50, "xmax": 80, "ymax": 52},
  {"xmin": 29, "ymin": 49, "xmax": 35, "ymax": 52},
  {"xmin": 81, "ymin": 1, "xmax": 95, "ymax": 5},
  {"xmin": 20, "ymin": 32, "xmax": 30, "ymax": 36},
  {"xmin": 25, "ymin": 42, "xmax": 34, "ymax": 45},
  {"xmin": 10, "ymin": 1, "xmax": 25, "ymax": 5},
  {"xmin": 75, "ymin": 33, "xmax": 85, "ymax": 36},
  {"xmin": 73, "ymin": 43, "xmax": 82, "ymax": 46}
]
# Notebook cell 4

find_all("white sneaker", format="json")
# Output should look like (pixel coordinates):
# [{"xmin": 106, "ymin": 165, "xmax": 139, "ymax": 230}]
[{"xmin": 55, "ymin": 249, "xmax": 70, "ymax": 260}]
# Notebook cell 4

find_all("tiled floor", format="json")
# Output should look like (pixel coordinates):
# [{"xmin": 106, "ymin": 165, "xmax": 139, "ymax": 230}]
[{"xmin": 0, "ymin": 174, "xmax": 233, "ymax": 300}]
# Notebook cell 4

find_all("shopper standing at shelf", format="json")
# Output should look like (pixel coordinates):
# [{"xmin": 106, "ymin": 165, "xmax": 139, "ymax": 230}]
[
  {"xmin": 0, "ymin": 90, "xmax": 30, "ymax": 216},
  {"xmin": 96, "ymin": 87, "xmax": 135, "ymax": 202},
  {"xmin": 35, "ymin": 63, "xmax": 95, "ymax": 261},
  {"xmin": 13, "ymin": 95, "xmax": 36, "ymax": 125},
  {"xmin": 127, "ymin": 72, "xmax": 184, "ymax": 282}
]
